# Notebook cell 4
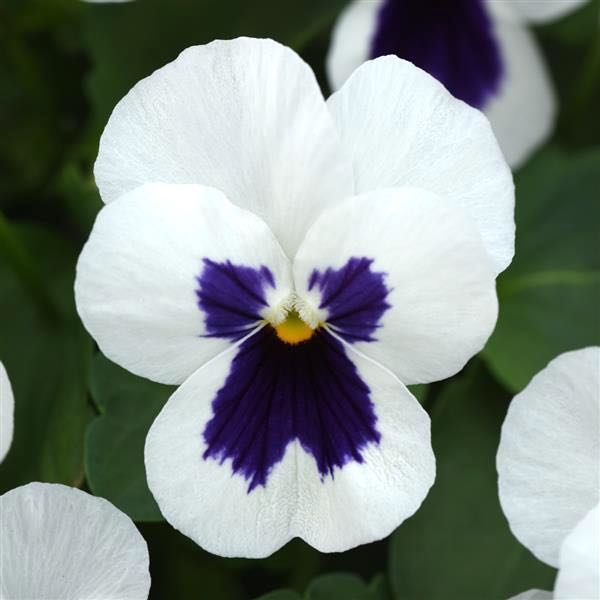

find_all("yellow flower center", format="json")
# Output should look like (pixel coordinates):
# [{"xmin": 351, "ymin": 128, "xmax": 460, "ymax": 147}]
[{"xmin": 274, "ymin": 310, "xmax": 315, "ymax": 345}]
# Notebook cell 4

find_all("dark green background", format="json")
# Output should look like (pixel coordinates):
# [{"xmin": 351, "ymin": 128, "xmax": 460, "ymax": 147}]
[{"xmin": 1, "ymin": 0, "xmax": 598, "ymax": 598}]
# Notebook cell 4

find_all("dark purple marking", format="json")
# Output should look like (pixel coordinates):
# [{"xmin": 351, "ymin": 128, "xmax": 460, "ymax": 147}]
[
  {"xmin": 203, "ymin": 328, "xmax": 381, "ymax": 492},
  {"xmin": 196, "ymin": 258, "xmax": 274, "ymax": 341},
  {"xmin": 308, "ymin": 257, "xmax": 391, "ymax": 343},
  {"xmin": 370, "ymin": 0, "xmax": 504, "ymax": 108}
]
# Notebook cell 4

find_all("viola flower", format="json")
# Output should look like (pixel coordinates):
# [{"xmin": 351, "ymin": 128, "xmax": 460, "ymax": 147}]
[
  {"xmin": 76, "ymin": 37, "xmax": 513, "ymax": 557},
  {"xmin": 497, "ymin": 347, "xmax": 600, "ymax": 599},
  {"xmin": 0, "ymin": 360, "xmax": 14, "ymax": 463},
  {"xmin": 0, "ymin": 482, "xmax": 151, "ymax": 599},
  {"xmin": 327, "ymin": 0, "xmax": 589, "ymax": 168}
]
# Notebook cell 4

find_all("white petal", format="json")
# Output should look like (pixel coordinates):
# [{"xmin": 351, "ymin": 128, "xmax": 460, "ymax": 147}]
[
  {"xmin": 555, "ymin": 502, "xmax": 600, "ymax": 600},
  {"xmin": 326, "ymin": 0, "xmax": 382, "ymax": 91},
  {"xmin": 0, "ymin": 482, "xmax": 150, "ymax": 600},
  {"xmin": 497, "ymin": 347, "xmax": 600, "ymax": 567},
  {"xmin": 293, "ymin": 188, "xmax": 498, "ymax": 385},
  {"xmin": 483, "ymin": 2, "xmax": 557, "ymax": 168},
  {"xmin": 145, "ymin": 330, "xmax": 434, "ymax": 558},
  {"xmin": 75, "ymin": 182, "xmax": 292, "ymax": 385},
  {"xmin": 509, "ymin": 591, "xmax": 554, "ymax": 600},
  {"xmin": 0, "ymin": 361, "xmax": 14, "ymax": 463},
  {"xmin": 499, "ymin": 0, "xmax": 589, "ymax": 24},
  {"xmin": 327, "ymin": 55, "xmax": 514, "ymax": 274},
  {"xmin": 95, "ymin": 37, "xmax": 353, "ymax": 257}
]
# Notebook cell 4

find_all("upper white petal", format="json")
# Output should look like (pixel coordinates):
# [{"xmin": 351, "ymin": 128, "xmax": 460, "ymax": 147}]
[
  {"xmin": 75, "ymin": 182, "xmax": 292, "ymax": 385},
  {"xmin": 326, "ymin": 0, "xmax": 382, "ymax": 91},
  {"xmin": 0, "ymin": 483, "xmax": 150, "ymax": 600},
  {"xmin": 327, "ymin": 55, "xmax": 515, "ymax": 274},
  {"xmin": 494, "ymin": 0, "xmax": 589, "ymax": 24},
  {"xmin": 497, "ymin": 347, "xmax": 600, "ymax": 567},
  {"xmin": 293, "ymin": 187, "xmax": 498, "ymax": 385},
  {"xmin": 145, "ymin": 334, "xmax": 434, "ymax": 557},
  {"xmin": 484, "ymin": 1, "xmax": 557, "ymax": 168},
  {"xmin": 94, "ymin": 37, "xmax": 353, "ymax": 257},
  {"xmin": 0, "ymin": 361, "xmax": 14, "ymax": 464},
  {"xmin": 554, "ymin": 502, "xmax": 600, "ymax": 600}
]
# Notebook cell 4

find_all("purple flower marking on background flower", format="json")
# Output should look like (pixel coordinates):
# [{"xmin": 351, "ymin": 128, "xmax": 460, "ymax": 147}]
[
  {"xmin": 196, "ymin": 257, "xmax": 391, "ymax": 492},
  {"xmin": 370, "ymin": 0, "xmax": 504, "ymax": 108}
]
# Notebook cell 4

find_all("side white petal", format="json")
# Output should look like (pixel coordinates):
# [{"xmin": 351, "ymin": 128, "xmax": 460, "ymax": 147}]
[
  {"xmin": 0, "ymin": 483, "xmax": 150, "ymax": 600},
  {"xmin": 484, "ymin": 1, "xmax": 557, "ymax": 168},
  {"xmin": 499, "ymin": 0, "xmax": 589, "ymax": 24},
  {"xmin": 75, "ymin": 182, "xmax": 292, "ymax": 385},
  {"xmin": 509, "ymin": 591, "xmax": 553, "ymax": 600},
  {"xmin": 497, "ymin": 347, "xmax": 600, "ymax": 567},
  {"xmin": 0, "ymin": 361, "xmax": 14, "ymax": 463},
  {"xmin": 554, "ymin": 502, "xmax": 600, "ymax": 600},
  {"xmin": 293, "ymin": 188, "xmax": 498, "ymax": 385},
  {"xmin": 145, "ymin": 334, "xmax": 434, "ymax": 557},
  {"xmin": 326, "ymin": 0, "xmax": 383, "ymax": 92},
  {"xmin": 95, "ymin": 37, "xmax": 353, "ymax": 257},
  {"xmin": 327, "ymin": 55, "xmax": 514, "ymax": 274}
]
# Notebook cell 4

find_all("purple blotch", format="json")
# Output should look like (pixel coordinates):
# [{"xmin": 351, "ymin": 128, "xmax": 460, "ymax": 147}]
[
  {"xmin": 203, "ymin": 328, "xmax": 381, "ymax": 492},
  {"xmin": 370, "ymin": 0, "xmax": 504, "ymax": 108},
  {"xmin": 309, "ymin": 257, "xmax": 391, "ymax": 343}
]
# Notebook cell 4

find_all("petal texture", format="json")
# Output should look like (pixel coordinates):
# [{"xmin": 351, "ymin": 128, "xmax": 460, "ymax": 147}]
[
  {"xmin": 505, "ymin": 0, "xmax": 588, "ymax": 24},
  {"xmin": 327, "ymin": 55, "xmax": 514, "ymax": 274},
  {"xmin": 75, "ymin": 182, "xmax": 291, "ymax": 385},
  {"xmin": 145, "ymin": 330, "xmax": 434, "ymax": 557},
  {"xmin": 95, "ymin": 37, "xmax": 353, "ymax": 257},
  {"xmin": 0, "ymin": 361, "xmax": 14, "ymax": 463},
  {"xmin": 293, "ymin": 188, "xmax": 498, "ymax": 385},
  {"xmin": 497, "ymin": 347, "xmax": 600, "ymax": 567},
  {"xmin": 555, "ymin": 502, "xmax": 600, "ymax": 600},
  {"xmin": 326, "ymin": 0, "xmax": 381, "ymax": 91},
  {"xmin": 0, "ymin": 483, "xmax": 150, "ymax": 600},
  {"xmin": 484, "ymin": 1, "xmax": 556, "ymax": 168}
]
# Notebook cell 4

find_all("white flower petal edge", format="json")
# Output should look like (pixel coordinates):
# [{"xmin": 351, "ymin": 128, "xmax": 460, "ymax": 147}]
[
  {"xmin": 509, "ymin": 590, "xmax": 554, "ymax": 600},
  {"xmin": 326, "ymin": 0, "xmax": 382, "ymax": 91},
  {"xmin": 327, "ymin": 55, "xmax": 514, "ymax": 274},
  {"xmin": 0, "ymin": 361, "xmax": 14, "ymax": 463},
  {"xmin": 497, "ymin": 347, "xmax": 600, "ymax": 567},
  {"xmin": 555, "ymin": 502, "xmax": 600, "ymax": 600},
  {"xmin": 145, "ymin": 342, "xmax": 434, "ymax": 558},
  {"xmin": 75, "ymin": 182, "xmax": 292, "ymax": 385},
  {"xmin": 293, "ymin": 187, "xmax": 498, "ymax": 385},
  {"xmin": 95, "ymin": 37, "xmax": 354, "ymax": 258},
  {"xmin": 484, "ymin": 1, "xmax": 556, "ymax": 168},
  {"xmin": 0, "ymin": 482, "xmax": 150, "ymax": 600},
  {"xmin": 503, "ymin": 0, "xmax": 589, "ymax": 24}
]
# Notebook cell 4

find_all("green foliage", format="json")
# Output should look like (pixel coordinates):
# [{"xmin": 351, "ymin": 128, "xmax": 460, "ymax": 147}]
[
  {"xmin": 389, "ymin": 362, "xmax": 556, "ymax": 599},
  {"xmin": 483, "ymin": 146, "xmax": 600, "ymax": 391},
  {"xmin": 85, "ymin": 354, "xmax": 173, "ymax": 521}
]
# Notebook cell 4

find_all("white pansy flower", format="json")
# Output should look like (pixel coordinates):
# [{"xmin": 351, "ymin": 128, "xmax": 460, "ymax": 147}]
[
  {"xmin": 0, "ymin": 361, "xmax": 14, "ymax": 464},
  {"xmin": 327, "ymin": 0, "xmax": 589, "ymax": 169},
  {"xmin": 0, "ymin": 482, "xmax": 151, "ymax": 599},
  {"xmin": 76, "ymin": 37, "xmax": 513, "ymax": 558},
  {"xmin": 498, "ymin": 347, "xmax": 600, "ymax": 599}
]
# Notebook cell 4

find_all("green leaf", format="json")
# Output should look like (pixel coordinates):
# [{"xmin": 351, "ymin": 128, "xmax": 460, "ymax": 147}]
[
  {"xmin": 389, "ymin": 363, "xmax": 556, "ymax": 600},
  {"xmin": 255, "ymin": 591, "xmax": 302, "ymax": 600},
  {"xmin": 0, "ymin": 224, "xmax": 92, "ymax": 491},
  {"xmin": 85, "ymin": 353, "xmax": 174, "ymax": 521},
  {"xmin": 306, "ymin": 573, "xmax": 374, "ymax": 600},
  {"xmin": 483, "ymin": 146, "xmax": 600, "ymax": 391}
]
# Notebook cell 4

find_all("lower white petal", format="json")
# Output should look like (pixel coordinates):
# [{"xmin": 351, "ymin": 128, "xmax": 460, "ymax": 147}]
[
  {"xmin": 497, "ymin": 347, "xmax": 600, "ymax": 567},
  {"xmin": 484, "ymin": 2, "xmax": 557, "ymax": 168},
  {"xmin": 0, "ymin": 361, "xmax": 14, "ymax": 463},
  {"xmin": 326, "ymin": 0, "xmax": 382, "ymax": 91},
  {"xmin": 555, "ymin": 502, "xmax": 600, "ymax": 600},
  {"xmin": 0, "ymin": 483, "xmax": 150, "ymax": 599},
  {"xmin": 145, "ymin": 328, "xmax": 434, "ymax": 557},
  {"xmin": 509, "ymin": 590, "xmax": 553, "ymax": 600}
]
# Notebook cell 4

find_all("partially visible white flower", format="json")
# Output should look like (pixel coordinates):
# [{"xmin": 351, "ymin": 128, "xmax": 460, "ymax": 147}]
[
  {"xmin": 497, "ymin": 347, "xmax": 600, "ymax": 599},
  {"xmin": 327, "ymin": 0, "xmax": 589, "ymax": 168},
  {"xmin": 0, "ymin": 482, "xmax": 151, "ymax": 600},
  {"xmin": 0, "ymin": 361, "xmax": 14, "ymax": 464}
]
